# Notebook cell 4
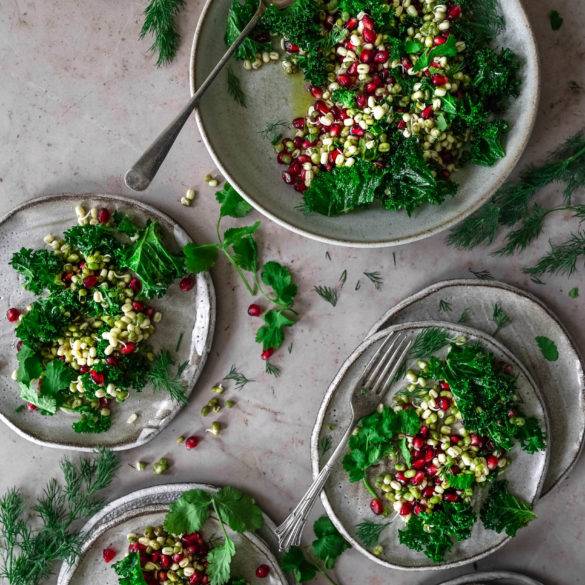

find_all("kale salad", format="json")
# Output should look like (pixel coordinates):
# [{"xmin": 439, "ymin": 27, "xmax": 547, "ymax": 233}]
[
  {"xmin": 7, "ymin": 204, "xmax": 197, "ymax": 434},
  {"xmin": 226, "ymin": 0, "xmax": 521, "ymax": 216},
  {"xmin": 342, "ymin": 333, "xmax": 546, "ymax": 562}
]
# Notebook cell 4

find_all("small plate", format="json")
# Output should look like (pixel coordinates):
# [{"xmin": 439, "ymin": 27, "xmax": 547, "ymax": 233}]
[
  {"xmin": 0, "ymin": 194, "xmax": 215, "ymax": 451},
  {"xmin": 190, "ymin": 0, "xmax": 538, "ymax": 247},
  {"xmin": 57, "ymin": 483, "xmax": 290, "ymax": 585},
  {"xmin": 367, "ymin": 279, "xmax": 585, "ymax": 495},
  {"xmin": 434, "ymin": 570, "xmax": 545, "ymax": 585},
  {"xmin": 311, "ymin": 321, "xmax": 549, "ymax": 570}
]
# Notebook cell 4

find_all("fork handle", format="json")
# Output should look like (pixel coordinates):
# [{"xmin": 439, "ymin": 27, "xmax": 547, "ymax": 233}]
[
  {"xmin": 275, "ymin": 422, "xmax": 354, "ymax": 551},
  {"xmin": 124, "ymin": 1, "xmax": 267, "ymax": 191}
]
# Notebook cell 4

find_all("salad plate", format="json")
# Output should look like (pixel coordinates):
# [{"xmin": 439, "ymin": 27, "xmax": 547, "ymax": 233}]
[
  {"xmin": 0, "ymin": 194, "xmax": 215, "ymax": 451},
  {"xmin": 190, "ymin": 0, "xmax": 539, "ymax": 247},
  {"xmin": 367, "ymin": 279, "xmax": 585, "ymax": 495},
  {"xmin": 311, "ymin": 321, "xmax": 549, "ymax": 570},
  {"xmin": 434, "ymin": 570, "xmax": 545, "ymax": 585},
  {"xmin": 57, "ymin": 483, "xmax": 290, "ymax": 585}
]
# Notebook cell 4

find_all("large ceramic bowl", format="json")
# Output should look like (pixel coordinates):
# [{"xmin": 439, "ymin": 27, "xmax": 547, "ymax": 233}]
[{"xmin": 191, "ymin": 1, "xmax": 539, "ymax": 247}]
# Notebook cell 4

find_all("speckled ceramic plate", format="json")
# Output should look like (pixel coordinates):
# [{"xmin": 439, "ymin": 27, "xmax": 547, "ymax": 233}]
[
  {"xmin": 57, "ymin": 483, "xmax": 290, "ymax": 585},
  {"xmin": 0, "ymin": 194, "xmax": 215, "ymax": 451},
  {"xmin": 190, "ymin": 1, "xmax": 539, "ymax": 247},
  {"xmin": 367, "ymin": 279, "xmax": 585, "ymax": 495},
  {"xmin": 435, "ymin": 570, "xmax": 545, "ymax": 585},
  {"xmin": 311, "ymin": 321, "xmax": 550, "ymax": 570}
]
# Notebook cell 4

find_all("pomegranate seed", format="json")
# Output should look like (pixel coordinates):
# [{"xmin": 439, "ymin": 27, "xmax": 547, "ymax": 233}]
[
  {"xmin": 79, "ymin": 365, "xmax": 90, "ymax": 374},
  {"xmin": 189, "ymin": 574, "xmax": 204, "ymax": 585},
  {"xmin": 329, "ymin": 148, "xmax": 343, "ymax": 163},
  {"xmin": 413, "ymin": 458, "xmax": 426, "ymax": 470},
  {"xmin": 248, "ymin": 303, "xmax": 263, "ymax": 317},
  {"xmin": 350, "ymin": 126, "xmax": 364, "ymax": 137},
  {"xmin": 438, "ymin": 397, "xmax": 451, "ymax": 410},
  {"xmin": 360, "ymin": 48, "xmax": 375, "ymax": 63},
  {"xmin": 185, "ymin": 436, "xmax": 201, "ymax": 450},
  {"xmin": 448, "ymin": 4, "xmax": 462, "ymax": 19},
  {"xmin": 432, "ymin": 74, "xmax": 449, "ymax": 86},
  {"xmin": 421, "ymin": 105, "xmax": 434, "ymax": 120},
  {"xmin": 401, "ymin": 57, "xmax": 413, "ymax": 71},
  {"xmin": 158, "ymin": 571, "xmax": 168, "ymax": 582},
  {"xmin": 419, "ymin": 425, "xmax": 429, "ymax": 438},
  {"xmin": 106, "ymin": 356, "xmax": 119, "ymax": 367},
  {"xmin": 370, "ymin": 498, "xmax": 384, "ymax": 515},
  {"xmin": 337, "ymin": 73, "xmax": 352, "ymax": 87},
  {"xmin": 256, "ymin": 564, "xmax": 270, "ymax": 578},
  {"xmin": 396, "ymin": 471, "xmax": 407, "ymax": 483},
  {"xmin": 400, "ymin": 502, "xmax": 413, "ymax": 516},
  {"xmin": 423, "ymin": 486, "xmax": 435, "ymax": 498},
  {"xmin": 450, "ymin": 464, "xmax": 461, "ymax": 475},
  {"xmin": 439, "ymin": 381, "xmax": 450, "ymax": 390},
  {"xmin": 329, "ymin": 124, "xmax": 342, "ymax": 137},
  {"xmin": 282, "ymin": 171, "xmax": 293, "ymax": 184},
  {"xmin": 121, "ymin": 342, "xmax": 137, "ymax": 355},
  {"xmin": 314, "ymin": 100, "xmax": 330, "ymax": 115},
  {"xmin": 302, "ymin": 139, "xmax": 315, "ymax": 149},
  {"xmin": 346, "ymin": 62, "xmax": 358, "ymax": 76},
  {"xmin": 412, "ymin": 471, "xmax": 426, "ymax": 485},
  {"xmin": 293, "ymin": 136, "xmax": 304, "ymax": 149},
  {"xmin": 292, "ymin": 117, "xmax": 306, "ymax": 129},
  {"xmin": 298, "ymin": 154, "xmax": 311, "ymax": 164},
  {"xmin": 310, "ymin": 86, "xmax": 323, "ymax": 98},
  {"xmin": 508, "ymin": 409, "xmax": 517, "ymax": 418},
  {"xmin": 83, "ymin": 275, "xmax": 99, "ymax": 289},
  {"xmin": 444, "ymin": 490, "xmax": 459, "ymax": 502},
  {"xmin": 97, "ymin": 208, "xmax": 110, "ymax": 224},
  {"xmin": 62, "ymin": 272, "xmax": 73, "ymax": 283},
  {"xmin": 129, "ymin": 277, "xmax": 142, "ymax": 294},
  {"xmin": 182, "ymin": 532, "xmax": 202, "ymax": 545},
  {"xmin": 397, "ymin": 120, "xmax": 407, "ymax": 130},
  {"xmin": 345, "ymin": 17, "xmax": 358, "ymax": 30},
  {"xmin": 294, "ymin": 181, "xmax": 307, "ymax": 193},
  {"xmin": 470, "ymin": 434, "xmax": 483, "ymax": 447},
  {"xmin": 26, "ymin": 402, "xmax": 37, "ymax": 411},
  {"xmin": 172, "ymin": 553, "xmax": 184, "ymax": 563},
  {"xmin": 288, "ymin": 161, "xmax": 302, "ymax": 177},
  {"xmin": 284, "ymin": 41, "xmax": 300, "ymax": 53},
  {"xmin": 434, "ymin": 35, "xmax": 447, "ymax": 45},
  {"xmin": 128, "ymin": 542, "xmax": 146, "ymax": 553},
  {"xmin": 356, "ymin": 94, "xmax": 367, "ymax": 108},
  {"xmin": 426, "ymin": 464, "xmax": 438, "ymax": 476},
  {"xmin": 6, "ymin": 308, "xmax": 20, "ymax": 322},
  {"xmin": 277, "ymin": 152, "xmax": 291, "ymax": 165},
  {"xmin": 151, "ymin": 551, "xmax": 161, "ymax": 562},
  {"xmin": 363, "ymin": 27, "xmax": 377, "ymax": 43},
  {"xmin": 102, "ymin": 547, "xmax": 116, "ymax": 563},
  {"xmin": 90, "ymin": 370, "xmax": 105, "ymax": 385},
  {"xmin": 414, "ymin": 503, "xmax": 426, "ymax": 515},
  {"xmin": 423, "ymin": 446, "xmax": 435, "ymax": 462},
  {"xmin": 261, "ymin": 348, "xmax": 274, "ymax": 361},
  {"xmin": 450, "ymin": 435, "xmax": 461, "ymax": 444},
  {"xmin": 486, "ymin": 455, "xmax": 499, "ymax": 470},
  {"xmin": 413, "ymin": 436, "xmax": 425, "ymax": 450},
  {"xmin": 364, "ymin": 81, "xmax": 378, "ymax": 94},
  {"xmin": 145, "ymin": 306, "xmax": 155, "ymax": 319},
  {"xmin": 160, "ymin": 555, "xmax": 172, "ymax": 568},
  {"xmin": 361, "ymin": 14, "xmax": 375, "ymax": 29},
  {"xmin": 16, "ymin": 340, "xmax": 23, "ymax": 351},
  {"xmin": 132, "ymin": 301, "xmax": 145, "ymax": 312}
]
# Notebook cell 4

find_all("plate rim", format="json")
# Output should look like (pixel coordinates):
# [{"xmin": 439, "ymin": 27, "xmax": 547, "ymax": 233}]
[
  {"xmin": 56, "ymin": 482, "xmax": 290, "ymax": 585},
  {"xmin": 0, "ymin": 193, "xmax": 216, "ymax": 451},
  {"xmin": 310, "ymin": 320, "xmax": 550, "ymax": 571},
  {"xmin": 366, "ymin": 277, "xmax": 585, "ymax": 494},
  {"xmin": 189, "ymin": 0, "xmax": 540, "ymax": 248},
  {"xmin": 433, "ymin": 570, "xmax": 545, "ymax": 585}
]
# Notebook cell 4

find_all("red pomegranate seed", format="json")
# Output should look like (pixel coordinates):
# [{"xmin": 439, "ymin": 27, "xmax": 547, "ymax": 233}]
[
  {"xmin": 362, "ymin": 27, "xmax": 377, "ymax": 43},
  {"xmin": 401, "ymin": 57, "xmax": 413, "ymax": 71},
  {"xmin": 470, "ymin": 434, "xmax": 483, "ymax": 447},
  {"xmin": 298, "ymin": 154, "xmax": 311, "ymax": 164},
  {"xmin": 128, "ymin": 542, "xmax": 146, "ymax": 553},
  {"xmin": 288, "ymin": 161, "xmax": 302, "ymax": 177},
  {"xmin": 413, "ymin": 458, "xmax": 426, "ymax": 470},
  {"xmin": 26, "ymin": 402, "xmax": 37, "ymax": 411},
  {"xmin": 450, "ymin": 435, "xmax": 461, "ymax": 444},
  {"xmin": 185, "ymin": 436, "xmax": 201, "ymax": 450},
  {"xmin": 439, "ymin": 381, "xmax": 450, "ymax": 391},
  {"xmin": 396, "ymin": 471, "xmax": 407, "ymax": 483},
  {"xmin": 6, "ymin": 308, "xmax": 20, "ymax": 322},
  {"xmin": 337, "ymin": 73, "xmax": 352, "ymax": 87},
  {"xmin": 400, "ymin": 502, "xmax": 413, "ymax": 516},
  {"xmin": 508, "ymin": 409, "xmax": 517, "ymax": 418},
  {"xmin": 90, "ymin": 370, "xmax": 105, "ymax": 385},
  {"xmin": 261, "ymin": 348, "xmax": 275, "ymax": 361},
  {"xmin": 328, "ymin": 148, "xmax": 343, "ymax": 163},
  {"xmin": 397, "ymin": 120, "xmax": 407, "ymax": 130},
  {"xmin": 172, "ymin": 553, "xmax": 184, "ymax": 563},
  {"xmin": 414, "ymin": 503, "xmax": 426, "ymax": 515},
  {"xmin": 412, "ymin": 471, "xmax": 426, "ymax": 485},
  {"xmin": 102, "ymin": 547, "xmax": 116, "ymax": 563},
  {"xmin": 129, "ymin": 277, "xmax": 142, "ymax": 294},
  {"xmin": 284, "ymin": 41, "xmax": 300, "ymax": 53},
  {"xmin": 329, "ymin": 124, "xmax": 342, "ymax": 137},
  {"xmin": 16, "ymin": 340, "xmax": 23, "ymax": 351},
  {"xmin": 302, "ymin": 139, "xmax": 315, "ymax": 149},
  {"xmin": 413, "ymin": 436, "xmax": 425, "ymax": 450},
  {"xmin": 277, "ymin": 151, "xmax": 290, "ymax": 164},
  {"xmin": 145, "ymin": 306, "xmax": 155, "ymax": 318},
  {"xmin": 360, "ymin": 48, "xmax": 375, "ymax": 63},
  {"xmin": 97, "ymin": 208, "xmax": 110, "ymax": 224},
  {"xmin": 419, "ymin": 425, "xmax": 429, "ymax": 438},
  {"xmin": 294, "ymin": 181, "xmax": 307, "ymax": 193},
  {"xmin": 450, "ymin": 464, "xmax": 461, "ymax": 475},
  {"xmin": 486, "ymin": 455, "xmax": 499, "ymax": 470},
  {"xmin": 444, "ymin": 490, "xmax": 459, "ymax": 502},
  {"xmin": 361, "ymin": 14, "xmax": 375, "ymax": 29},
  {"xmin": 293, "ymin": 136, "xmax": 304, "ymax": 149},
  {"xmin": 132, "ymin": 301, "xmax": 145, "ymax": 312},
  {"xmin": 106, "ymin": 356, "xmax": 119, "ymax": 367},
  {"xmin": 344, "ymin": 62, "xmax": 357, "ymax": 77},
  {"xmin": 160, "ymin": 555, "xmax": 172, "ymax": 568},
  {"xmin": 189, "ymin": 574, "xmax": 205, "ymax": 585},
  {"xmin": 422, "ymin": 446, "xmax": 435, "ymax": 463},
  {"xmin": 62, "ymin": 271, "xmax": 73, "ymax": 283},
  {"xmin": 350, "ymin": 126, "xmax": 364, "ymax": 137},
  {"xmin": 310, "ymin": 86, "xmax": 323, "ymax": 98},
  {"xmin": 356, "ymin": 94, "xmax": 367, "ymax": 108},
  {"xmin": 426, "ymin": 464, "xmax": 438, "ymax": 476},
  {"xmin": 423, "ymin": 486, "xmax": 435, "ymax": 498},
  {"xmin": 292, "ymin": 117, "xmax": 306, "ymax": 129},
  {"xmin": 282, "ymin": 171, "xmax": 293, "ymax": 184},
  {"xmin": 256, "ymin": 564, "xmax": 270, "ymax": 578},
  {"xmin": 421, "ymin": 105, "xmax": 434, "ymax": 119},
  {"xmin": 248, "ymin": 303, "xmax": 263, "ymax": 317},
  {"xmin": 362, "ymin": 81, "xmax": 375, "ymax": 94},
  {"xmin": 158, "ymin": 571, "xmax": 168, "ymax": 582},
  {"xmin": 434, "ymin": 35, "xmax": 447, "ymax": 46},
  {"xmin": 374, "ymin": 49, "xmax": 389, "ymax": 64},
  {"xmin": 121, "ymin": 342, "xmax": 137, "ymax": 355},
  {"xmin": 80, "ymin": 365, "xmax": 90, "ymax": 374},
  {"xmin": 370, "ymin": 498, "xmax": 384, "ymax": 515},
  {"xmin": 345, "ymin": 16, "xmax": 358, "ymax": 30},
  {"xmin": 438, "ymin": 397, "xmax": 451, "ymax": 410},
  {"xmin": 432, "ymin": 74, "xmax": 449, "ymax": 86},
  {"xmin": 314, "ymin": 100, "xmax": 330, "ymax": 115},
  {"xmin": 448, "ymin": 4, "xmax": 462, "ymax": 19},
  {"xmin": 83, "ymin": 275, "xmax": 99, "ymax": 289}
]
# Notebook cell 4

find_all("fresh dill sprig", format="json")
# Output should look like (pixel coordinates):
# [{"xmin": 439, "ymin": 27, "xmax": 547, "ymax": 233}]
[
  {"xmin": 355, "ymin": 520, "xmax": 390, "ymax": 549},
  {"xmin": 457, "ymin": 308, "xmax": 472, "ymax": 324},
  {"xmin": 147, "ymin": 350, "xmax": 188, "ymax": 404},
  {"xmin": 439, "ymin": 299, "xmax": 452, "ymax": 313},
  {"xmin": 469, "ymin": 268, "xmax": 494, "ymax": 280},
  {"xmin": 224, "ymin": 365, "xmax": 253, "ymax": 391},
  {"xmin": 410, "ymin": 327, "xmax": 452, "ymax": 358},
  {"xmin": 314, "ymin": 285, "xmax": 338, "ymax": 307},
  {"xmin": 227, "ymin": 66, "xmax": 247, "ymax": 107},
  {"xmin": 355, "ymin": 280, "xmax": 361, "ymax": 291},
  {"xmin": 492, "ymin": 303, "xmax": 511, "ymax": 335},
  {"xmin": 363, "ymin": 271, "xmax": 383, "ymax": 290},
  {"xmin": 288, "ymin": 342, "xmax": 294, "ymax": 354},
  {"xmin": 524, "ymin": 231, "xmax": 585, "ymax": 277},
  {"xmin": 259, "ymin": 120, "xmax": 290, "ymax": 144},
  {"xmin": 318, "ymin": 435, "xmax": 332, "ymax": 457},
  {"xmin": 0, "ymin": 450, "xmax": 119, "ymax": 585},
  {"xmin": 338, "ymin": 269, "xmax": 347, "ymax": 289},
  {"xmin": 140, "ymin": 0, "xmax": 186, "ymax": 66},
  {"xmin": 175, "ymin": 332, "xmax": 184, "ymax": 353},
  {"xmin": 265, "ymin": 362, "xmax": 281, "ymax": 377}
]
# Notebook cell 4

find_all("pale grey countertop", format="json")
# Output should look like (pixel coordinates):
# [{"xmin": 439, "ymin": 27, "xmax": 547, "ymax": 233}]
[{"xmin": 0, "ymin": 1, "xmax": 584, "ymax": 584}]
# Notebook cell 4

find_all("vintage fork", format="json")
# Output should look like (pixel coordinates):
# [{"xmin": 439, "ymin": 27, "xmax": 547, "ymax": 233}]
[{"xmin": 275, "ymin": 334, "xmax": 413, "ymax": 551}]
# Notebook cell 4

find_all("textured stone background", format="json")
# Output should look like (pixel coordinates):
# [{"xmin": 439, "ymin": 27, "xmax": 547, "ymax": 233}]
[{"xmin": 0, "ymin": 1, "xmax": 584, "ymax": 583}]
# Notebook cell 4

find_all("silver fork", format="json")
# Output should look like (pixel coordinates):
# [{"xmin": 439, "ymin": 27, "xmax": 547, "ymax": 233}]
[
  {"xmin": 125, "ymin": 0, "xmax": 293, "ymax": 192},
  {"xmin": 275, "ymin": 334, "xmax": 413, "ymax": 551}
]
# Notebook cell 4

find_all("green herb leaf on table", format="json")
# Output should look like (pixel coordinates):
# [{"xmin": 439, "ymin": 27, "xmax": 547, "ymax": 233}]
[
  {"xmin": 363, "ymin": 271, "xmax": 383, "ymax": 290},
  {"xmin": 491, "ymin": 303, "xmax": 511, "ymax": 335},
  {"xmin": 112, "ymin": 211, "xmax": 140, "ymax": 237},
  {"xmin": 281, "ymin": 547, "xmax": 318, "ymax": 583},
  {"xmin": 569, "ymin": 287, "xmax": 579, "ymax": 298},
  {"xmin": 535, "ymin": 336, "xmax": 559, "ymax": 362},
  {"xmin": 480, "ymin": 480, "xmax": 536, "ymax": 537},
  {"xmin": 314, "ymin": 285, "xmax": 338, "ymax": 307},
  {"xmin": 217, "ymin": 183, "xmax": 253, "ymax": 218},
  {"xmin": 184, "ymin": 243, "xmax": 220, "ymax": 273},
  {"xmin": 256, "ymin": 309, "xmax": 295, "ymax": 351},
  {"xmin": 516, "ymin": 417, "xmax": 547, "ymax": 454},
  {"xmin": 213, "ymin": 486, "xmax": 264, "ymax": 533},
  {"xmin": 224, "ymin": 365, "xmax": 254, "ymax": 390},
  {"xmin": 438, "ymin": 299, "xmax": 452, "ymax": 313},
  {"xmin": 113, "ymin": 552, "xmax": 148, "ymax": 585},
  {"xmin": 141, "ymin": 0, "xmax": 186, "ymax": 65},
  {"xmin": 312, "ymin": 516, "xmax": 350, "ymax": 570}
]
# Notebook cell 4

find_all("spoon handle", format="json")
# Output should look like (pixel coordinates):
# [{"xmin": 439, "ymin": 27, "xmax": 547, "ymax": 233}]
[{"xmin": 125, "ymin": 1, "xmax": 267, "ymax": 192}]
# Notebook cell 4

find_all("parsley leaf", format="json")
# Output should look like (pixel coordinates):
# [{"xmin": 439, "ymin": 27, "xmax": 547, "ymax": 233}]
[
  {"xmin": 535, "ymin": 336, "xmax": 559, "ymax": 362},
  {"xmin": 480, "ymin": 480, "xmax": 536, "ymax": 537},
  {"xmin": 42, "ymin": 360, "xmax": 77, "ymax": 396},
  {"xmin": 331, "ymin": 89, "xmax": 356, "ymax": 109},
  {"xmin": 214, "ymin": 486, "xmax": 264, "ymax": 533},
  {"xmin": 10, "ymin": 248, "xmax": 64, "ymax": 294},
  {"xmin": 183, "ymin": 243, "xmax": 220, "ymax": 273},
  {"xmin": 217, "ymin": 183, "xmax": 254, "ymax": 218},
  {"xmin": 261, "ymin": 261, "xmax": 297, "ymax": 307},
  {"xmin": 113, "ymin": 552, "xmax": 148, "ymax": 585},
  {"xmin": 256, "ymin": 309, "xmax": 295, "ymax": 351},
  {"xmin": 223, "ymin": 223, "xmax": 261, "ymax": 272},
  {"xmin": 16, "ymin": 345, "xmax": 43, "ymax": 386},
  {"xmin": 444, "ymin": 471, "xmax": 475, "ymax": 490},
  {"xmin": 19, "ymin": 382, "xmax": 57, "ymax": 414},
  {"xmin": 516, "ymin": 417, "xmax": 547, "ymax": 453},
  {"xmin": 164, "ymin": 489, "xmax": 212, "ymax": 534},
  {"xmin": 207, "ymin": 536, "xmax": 236, "ymax": 585},
  {"xmin": 311, "ymin": 516, "xmax": 350, "ymax": 569},
  {"xmin": 281, "ymin": 547, "xmax": 318, "ymax": 583},
  {"xmin": 112, "ymin": 212, "xmax": 140, "ymax": 237}
]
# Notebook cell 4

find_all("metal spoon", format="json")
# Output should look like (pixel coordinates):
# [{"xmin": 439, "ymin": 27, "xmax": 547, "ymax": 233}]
[{"xmin": 125, "ymin": 0, "xmax": 292, "ymax": 192}]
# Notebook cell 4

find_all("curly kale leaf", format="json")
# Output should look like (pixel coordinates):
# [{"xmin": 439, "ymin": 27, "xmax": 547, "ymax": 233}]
[
  {"xmin": 63, "ymin": 225, "xmax": 121, "ymax": 256},
  {"xmin": 10, "ymin": 248, "xmax": 64, "ymax": 294}
]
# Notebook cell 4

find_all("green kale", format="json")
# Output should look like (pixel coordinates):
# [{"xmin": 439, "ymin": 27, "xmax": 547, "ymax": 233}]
[
  {"xmin": 72, "ymin": 412, "xmax": 113, "ymax": 434},
  {"xmin": 452, "ymin": 0, "xmax": 504, "ymax": 48},
  {"xmin": 225, "ymin": 0, "xmax": 270, "ymax": 61},
  {"xmin": 296, "ymin": 48, "xmax": 330, "ymax": 88},
  {"xmin": 16, "ymin": 345, "xmax": 43, "ymax": 386},
  {"xmin": 112, "ymin": 211, "xmax": 140, "ymax": 237},
  {"xmin": 105, "ymin": 352, "xmax": 150, "ymax": 391},
  {"xmin": 63, "ymin": 225, "xmax": 121, "ymax": 256},
  {"xmin": 515, "ymin": 417, "xmax": 547, "ymax": 454},
  {"xmin": 480, "ymin": 480, "xmax": 536, "ymax": 537},
  {"xmin": 398, "ymin": 502, "xmax": 476, "ymax": 562},
  {"xmin": 468, "ymin": 120, "xmax": 510, "ymax": 167},
  {"xmin": 117, "ymin": 221, "xmax": 184, "ymax": 298},
  {"xmin": 331, "ymin": 89, "xmax": 356, "ymax": 109},
  {"xmin": 113, "ymin": 552, "xmax": 148, "ymax": 585},
  {"xmin": 10, "ymin": 248, "xmax": 64, "ymax": 294},
  {"xmin": 337, "ymin": 0, "xmax": 393, "ymax": 29},
  {"xmin": 261, "ymin": 0, "xmax": 320, "ymax": 49}
]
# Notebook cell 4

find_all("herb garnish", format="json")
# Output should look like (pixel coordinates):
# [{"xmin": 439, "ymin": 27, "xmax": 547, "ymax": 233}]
[
  {"xmin": 318, "ymin": 435, "xmax": 332, "ymax": 458},
  {"xmin": 468, "ymin": 268, "xmax": 494, "ymax": 280},
  {"xmin": 147, "ymin": 350, "xmax": 188, "ymax": 404},
  {"xmin": 480, "ymin": 480, "xmax": 536, "ymax": 536},
  {"xmin": 140, "ymin": 0, "xmax": 186, "ymax": 65},
  {"xmin": 438, "ymin": 299, "xmax": 452, "ymax": 313},
  {"xmin": 491, "ymin": 303, "xmax": 511, "ymax": 335},
  {"xmin": 355, "ymin": 520, "xmax": 390, "ymax": 549},
  {"xmin": 363, "ymin": 271, "xmax": 383, "ymax": 290},
  {"xmin": 314, "ymin": 286, "xmax": 338, "ymax": 307},
  {"xmin": 224, "ymin": 365, "xmax": 253, "ymax": 390},
  {"xmin": 227, "ymin": 66, "xmax": 246, "ymax": 108},
  {"xmin": 535, "ymin": 336, "xmax": 559, "ymax": 362},
  {"xmin": 569, "ymin": 287, "xmax": 579, "ymax": 298},
  {"xmin": 265, "ymin": 361, "xmax": 281, "ymax": 377}
]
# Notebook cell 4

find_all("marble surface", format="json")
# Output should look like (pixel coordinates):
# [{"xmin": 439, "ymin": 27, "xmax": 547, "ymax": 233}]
[{"xmin": 0, "ymin": 1, "xmax": 584, "ymax": 584}]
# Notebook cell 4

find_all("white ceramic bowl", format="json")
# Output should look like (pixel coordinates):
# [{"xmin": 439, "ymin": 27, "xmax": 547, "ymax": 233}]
[{"xmin": 191, "ymin": 1, "xmax": 539, "ymax": 247}]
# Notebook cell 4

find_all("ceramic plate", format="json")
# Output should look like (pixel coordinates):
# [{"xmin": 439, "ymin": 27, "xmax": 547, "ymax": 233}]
[
  {"xmin": 435, "ymin": 570, "xmax": 545, "ymax": 585},
  {"xmin": 367, "ymin": 279, "xmax": 585, "ymax": 495},
  {"xmin": 311, "ymin": 321, "xmax": 549, "ymax": 570},
  {"xmin": 0, "ymin": 194, "xmax": 215, "ymax": 451},
  {"xmin": 190, "ymin": 1, "xmax": 538, "ymax": 247},
  {"xmin": 57, "ymin": 483, "xmax": 290, "ymax": 585}
]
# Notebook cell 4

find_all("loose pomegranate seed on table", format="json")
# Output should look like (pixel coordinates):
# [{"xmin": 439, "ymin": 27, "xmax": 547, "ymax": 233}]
[
  {"xmin": 247, "ymin": 303, "xmax": 263, "ymax": 317},
  {"xmin": 261, "ymin": 348, "xmax": 275, "ymax": 361},
  {"xmin": 185, "ymin": 436, "xmax": 201, "ymax": 450},
  {"xmin": 256, "ymin": 564, "xmax": 270, "ymax": 578},
  {"xmin": 6, "ymin": 308, "xmax": 20, "ymax": 322}
]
